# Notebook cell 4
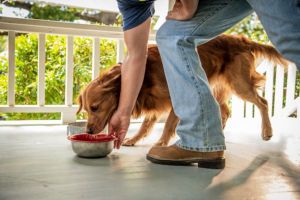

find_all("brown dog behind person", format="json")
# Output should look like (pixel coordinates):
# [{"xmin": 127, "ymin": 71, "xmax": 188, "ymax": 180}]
[{"xmin": 77, "ymin": 34, "xmax": 287, "ymax": 147}]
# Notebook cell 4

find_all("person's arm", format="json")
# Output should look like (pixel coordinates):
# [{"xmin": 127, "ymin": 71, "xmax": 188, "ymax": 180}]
[{"xmin": 109, "ymin": 18, "xmax": 151, "ymax": 149}]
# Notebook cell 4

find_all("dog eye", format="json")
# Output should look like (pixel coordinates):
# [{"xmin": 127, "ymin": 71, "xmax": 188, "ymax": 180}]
[{"xmin": 90, "ymin": 106, "xmax": 98, "ymax": 112}]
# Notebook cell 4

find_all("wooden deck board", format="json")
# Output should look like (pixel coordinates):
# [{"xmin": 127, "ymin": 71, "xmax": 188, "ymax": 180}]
[{"xmin": 0, "ymin": 119, "xmax": 299, "ymax": 200}]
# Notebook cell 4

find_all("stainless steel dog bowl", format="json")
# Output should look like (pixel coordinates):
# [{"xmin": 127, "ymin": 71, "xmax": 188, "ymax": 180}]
[
  {"xmin": 67, "ymin": 121, "xmax": 108, "ymax": 136},
  {"xmin": 67, "ymin": 121, "xmax": 87, "ymax": 136},
  {"xmin": 68, "ymin": 133, "xmax": 115, "ymax": 158}
]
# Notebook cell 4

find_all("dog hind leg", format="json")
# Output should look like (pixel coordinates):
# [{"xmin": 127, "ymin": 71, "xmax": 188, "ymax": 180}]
[
  {"xmin": 154, "ymin": 109, "xmax": 179, "ymax": 147},
  {"xmin": 227, "ymin": 55, "xmax": 272, "ymax": 140},
  {"xmin": 212, "ymin": 84, "xmax": 231, "ymax": 129}
]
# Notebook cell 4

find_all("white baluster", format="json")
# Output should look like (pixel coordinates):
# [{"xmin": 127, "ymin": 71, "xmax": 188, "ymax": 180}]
[
  {"xmin": 65, "ymin": 36, "xmax": 74, "ymax": 107},
  {"xmin": 286, "ymin": 63, "xmax": 296, "ymax": 105},
  {"xmin": 38, "ymin": 33, "xmax": 46, "ymax": 106},
  {"xmin": 62, "ymin": 36, "xmax": 75, "ymax": 124},
  {"xmin": 8, "ymin": 31, "xmax": 15, "ymax": 106},
  {"xmin": 264, "ymin": 61, "xmax": 274, "ymax": 116},
  {"xmin": 245, "ymin": 102, "xmax": 253, "ymax": 118},
  {"xmin": 274, "ymin": 64, "xmax": 284, "ymax": 116},
  {"xmin": 117, "ymin": 39, "xmax": 125, "ymax": 63},
  {"xmin": 231, "ymin": 95, "xmax": 244, "ymax": 118},
  {"xmin": 92, "ymin": 37, "xmax": 100, "ymax": 80}
]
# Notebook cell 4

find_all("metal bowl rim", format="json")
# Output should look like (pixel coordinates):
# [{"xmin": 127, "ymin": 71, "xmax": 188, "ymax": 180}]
[{"xmin": 67, "ymin": 134, "xmax": 115, "ymax": 143}]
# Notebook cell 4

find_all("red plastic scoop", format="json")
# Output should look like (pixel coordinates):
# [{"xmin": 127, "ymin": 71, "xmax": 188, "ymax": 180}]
[{"xmin": 68, "ymin": 133, "xmax": 115, "ymax": 143}]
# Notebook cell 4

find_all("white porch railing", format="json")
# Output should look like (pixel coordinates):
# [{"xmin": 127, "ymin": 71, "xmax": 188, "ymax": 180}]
[
  {"xmin": 0, "ymin": 16, "xmax": 299, "ymax": 125},
  {"xmin": 0, "ymin": 16, "xmax": 131, "ymax": 124},
  {"xmin": 231, "ymin": 60, "xmax": 299, "ymax": 120}
]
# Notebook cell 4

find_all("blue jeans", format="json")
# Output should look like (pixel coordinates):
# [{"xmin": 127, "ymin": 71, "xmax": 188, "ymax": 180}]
[{"xmin": 156, "ymin": 0, "xmax": 300, "ymax": 152}]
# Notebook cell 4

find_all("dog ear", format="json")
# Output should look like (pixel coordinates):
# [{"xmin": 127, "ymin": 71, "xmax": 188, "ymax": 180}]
[
  {"xmin": 100, "ymin": 65, "xmax": 121, "ymax": 85},
  {"xmin": 77, "ymin": 94, "xmax": 83, "ymax": 114}
]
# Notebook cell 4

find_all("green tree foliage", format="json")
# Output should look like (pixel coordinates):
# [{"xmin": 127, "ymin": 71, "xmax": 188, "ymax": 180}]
[
  {"xmin": 29, "ymin": 4, "xmax": 79, "ymax": 21},
  {"xmin": 226, "ymin": 14, "xmax": 269, "ymax": 44}
]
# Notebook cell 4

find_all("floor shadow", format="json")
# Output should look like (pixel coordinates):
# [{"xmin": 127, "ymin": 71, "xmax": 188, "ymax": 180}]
[
  {"xmin": 203, "ymin": 154, "xmax": 269, "ymax": 198},
  {"xmin": 72, "ymin": 153, "xmax": 120, "ymax": 167},
  {"xmin": 272, "ymin": 152, "xmax": 300, "ymax": 196}
]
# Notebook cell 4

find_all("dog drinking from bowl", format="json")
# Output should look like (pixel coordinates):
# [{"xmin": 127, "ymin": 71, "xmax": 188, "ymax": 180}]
[{"xmin": 77, "ymin": 34, "xmax": 287, "ymax": 147}]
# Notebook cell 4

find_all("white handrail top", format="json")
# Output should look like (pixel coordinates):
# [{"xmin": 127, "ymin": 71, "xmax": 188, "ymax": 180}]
[{"xmin": 0, "ymin": 16, "xmax": 156, "ymax": 39}]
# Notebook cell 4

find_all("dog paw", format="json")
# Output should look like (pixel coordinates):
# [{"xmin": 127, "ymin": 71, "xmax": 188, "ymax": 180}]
[
  {"xmin": 262, "ymin": 126, "xmax": 273, "ymax": 141},
  {"xmin": 122, "ymin": 138, "xmax": 136, "ymax": 146}
]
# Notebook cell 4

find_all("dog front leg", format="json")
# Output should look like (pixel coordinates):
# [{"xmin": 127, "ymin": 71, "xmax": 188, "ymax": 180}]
[{"xmin": 122, "ymin": 115, "xmax": 158, "ymax": 146}]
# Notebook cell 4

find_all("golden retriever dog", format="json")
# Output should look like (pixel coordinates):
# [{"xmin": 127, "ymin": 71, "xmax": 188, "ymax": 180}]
[{"xmin": 77, "ymin": 34, "xmax": 287, "ymax": 147}]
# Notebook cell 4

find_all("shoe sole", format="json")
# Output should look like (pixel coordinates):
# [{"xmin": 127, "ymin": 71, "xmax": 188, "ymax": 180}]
[{"xmin": 146, "ymin": 155, "xmax": 225, "ymax": 169}]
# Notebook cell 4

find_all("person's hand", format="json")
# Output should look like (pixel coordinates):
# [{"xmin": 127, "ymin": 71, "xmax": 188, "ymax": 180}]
[
  {"xmin": 166, "ymin": 0, "xmax": 199, "ymax": 21},
  {"xmin": 108, "ymin": 110, "xmax": 131, "ymax": 149}
]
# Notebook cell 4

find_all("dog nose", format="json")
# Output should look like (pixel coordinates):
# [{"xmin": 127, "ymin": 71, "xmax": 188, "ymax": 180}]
[{"xmin": 86, "ymin": 127, "xmax": 94, "ymax": 134}]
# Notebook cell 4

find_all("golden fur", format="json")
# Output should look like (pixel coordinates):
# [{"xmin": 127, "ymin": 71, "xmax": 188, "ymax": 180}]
[{"xmin": 78, "ymin": 34, "xmax": 287, "ymax": 146}]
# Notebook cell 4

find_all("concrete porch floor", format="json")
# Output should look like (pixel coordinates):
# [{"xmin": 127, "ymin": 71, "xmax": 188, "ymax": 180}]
[{"xmin": 0, "ymin": 119, "xmax": 299, "ymax": 200}]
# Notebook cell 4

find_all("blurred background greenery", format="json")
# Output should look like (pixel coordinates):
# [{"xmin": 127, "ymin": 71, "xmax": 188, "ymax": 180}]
[{"xmin": 0, "ymin": 1, "xmax": 299, "ymax": 120}]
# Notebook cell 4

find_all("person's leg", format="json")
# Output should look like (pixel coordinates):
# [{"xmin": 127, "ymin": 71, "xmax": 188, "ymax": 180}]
[
  {"xmin": 155, "ymin": 0, "xmax": 253, "ymax": 152},
  {"xmin": 247, "ymin": 0, "xmax": 300, "ymax": 70}
]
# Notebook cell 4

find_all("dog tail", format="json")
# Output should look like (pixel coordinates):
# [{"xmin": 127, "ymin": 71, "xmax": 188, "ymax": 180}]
[{"xmin": 249, "ymin": 40, "xmax": 289, "ymax": 67}]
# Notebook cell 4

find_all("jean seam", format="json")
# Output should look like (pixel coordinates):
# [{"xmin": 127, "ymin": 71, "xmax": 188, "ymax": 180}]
[
  {"xmin": 190, "ymin": 0, "xmax": 234, "ymax": 35},
  {"xmin": 177, "ymin": 43, "xmax": 209, "ymax": 143}
]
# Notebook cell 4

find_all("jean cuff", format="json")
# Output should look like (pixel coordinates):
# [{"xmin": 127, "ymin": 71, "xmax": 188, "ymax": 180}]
[{"xmin": 175, "ymin": 141, "xmax": 226, "ymax": 152}]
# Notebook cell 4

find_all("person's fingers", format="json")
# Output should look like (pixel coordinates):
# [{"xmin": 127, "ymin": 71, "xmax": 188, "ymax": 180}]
[
  {"xmin": 114, "ymin": 139, "xmax": 118, "ymax": 149},
  {"xmin": 116, "ymin": 130, "xmax": 126, "ymax": 149}
]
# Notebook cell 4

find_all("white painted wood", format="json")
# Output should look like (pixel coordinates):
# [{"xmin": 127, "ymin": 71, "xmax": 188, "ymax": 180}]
[
  {"xmin": 264, "ymin": 61, "xmax": 274, "ymax": 116},
  {"xmin": 0, "ymin": 105, "xmax": 79, "ymax": 112},
  {"xmin": 286, "ymin": 63, "xmax": 296, "ymax": 105},
  {"xmin": 65, "ymin": 36, "xmax": 74, "ymax": 106},
  {"xmin": 0, "ymin": 17, "xmax": 156, "ymax": 40},
  {"xmin": 1, "ymin": 16, "xmax": 298, "ymax": 125},
  {"xmin": 253, "ymin": 60, "xmax": 268, "ymax": 118},
  {"xmin": 274, "ymin": 65, "xmax": 284, "ymax": 115},
  {"xmin": 297, "ymin": 103, "xmax": 300, "ymax": 121},
  {"xmin": 92, "ymin": 37, "xmax": 100, "ymax": 80},
  {"xmin": 8, "ymin": 31, "xmax": 15, "ymax": 106},
  {"xmin": 245, "ymin": 102, "xmax": 253, "ymax": 118},
  {"xmin": 0, "ymin": 120, "xmax": 63, "ymax": 126},
  {"xmin": 38, "ymin": 33, "xmax": 46, "ymax": 106},
  {"xmin": 276, "ymin": 97, "xmax": 300, "ymax": 118},
  {"xmin": 256, "ymin": 60, "xmax": 268, "ymax": 74},
  {"xmin": 117, "ymin": 39, "xmax": 125, "ymax": 63},
  {"xmin": 254, "ymin": 89, "xmax": 263, "ymax": 118},
  {"xmin": 2, "ymin": 120, "xmax": 300, "ymax": 199},
  {"xmin": 231, "ymin": 95, "xmax": 244, "ymax": 118},
  {"xmin": 61, "ymin": 110, "xmax": 77, "ymax": 124}
]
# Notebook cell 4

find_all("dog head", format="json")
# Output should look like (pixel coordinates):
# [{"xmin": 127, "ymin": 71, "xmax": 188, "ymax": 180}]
[{"xmin": 77, "ymin": 65, "xmax": 121, "ymax": 134}]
